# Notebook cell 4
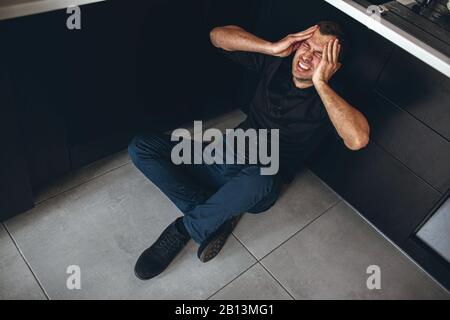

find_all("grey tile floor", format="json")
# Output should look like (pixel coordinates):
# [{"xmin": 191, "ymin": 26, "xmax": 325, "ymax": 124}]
[{"xmin": 1, "ymin": 110, "xmax": 449, "ymax": 300}]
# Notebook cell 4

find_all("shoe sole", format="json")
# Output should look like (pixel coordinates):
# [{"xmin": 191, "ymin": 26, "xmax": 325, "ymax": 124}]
[
  {"xmin": 198, "ymin": 232, "xmax": 229, "ymax": 263},
  {"xmin": 198, "ymin": 215, "xmax": 242, "ymax": 263}
]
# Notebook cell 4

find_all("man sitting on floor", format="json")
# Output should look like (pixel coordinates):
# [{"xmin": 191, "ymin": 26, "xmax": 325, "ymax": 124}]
[{"xmin": 128, "ymin": 21, "xmax": 370, "ymax": 280}]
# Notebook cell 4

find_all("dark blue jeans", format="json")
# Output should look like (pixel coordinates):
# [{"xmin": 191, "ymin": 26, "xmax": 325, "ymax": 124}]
[{"xmin": 128, "ymin": 132, "xmax": 282, "ymax": 244}]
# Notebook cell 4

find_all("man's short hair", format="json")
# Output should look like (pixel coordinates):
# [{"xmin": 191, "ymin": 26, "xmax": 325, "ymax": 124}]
[{"xmin": 317, "ymin": 21, "xmax": 347, "ymax": 62}]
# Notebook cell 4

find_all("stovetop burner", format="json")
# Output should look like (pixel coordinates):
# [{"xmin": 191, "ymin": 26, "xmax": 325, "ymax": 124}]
[
  {"xmin": 353, "ymin": 0, "xmax": 450, "ymax": 56},
  {"xmin": 398, "ymin": 0, "xmax": 450, "ymax": 32}
]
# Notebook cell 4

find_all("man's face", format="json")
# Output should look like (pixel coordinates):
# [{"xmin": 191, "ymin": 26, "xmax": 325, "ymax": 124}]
[{"xmin": 292, "ymin": 29, "xmax": 337, "ymax": 81}]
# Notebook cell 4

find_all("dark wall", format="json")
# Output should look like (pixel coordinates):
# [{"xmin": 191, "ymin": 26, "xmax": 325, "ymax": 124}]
[
  {"xmin": 0, "ymin": 63, "xmax": 34, "ymax": 218},
  {"xmin": 0, "ymin": 0, "xmax": 258, "ymax": 219}
]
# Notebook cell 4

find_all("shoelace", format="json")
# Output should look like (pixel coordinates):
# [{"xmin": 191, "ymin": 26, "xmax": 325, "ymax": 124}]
[{"xmin": 155, "ymin": 233, "xmax": 185, "ymax": 254}]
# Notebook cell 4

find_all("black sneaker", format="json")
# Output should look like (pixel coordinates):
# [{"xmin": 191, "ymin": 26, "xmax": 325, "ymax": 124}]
[
  {"xmin": 197, "ymin": 215, "xmax": 242, "ymax": 263},
  {"xmin": 134, "ymin": 217, "xmax": 190, "ymax": 280}
]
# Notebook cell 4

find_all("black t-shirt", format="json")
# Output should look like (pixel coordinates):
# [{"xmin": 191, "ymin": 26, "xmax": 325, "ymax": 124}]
[{"xmin": 220, "ymin": 49, "xmax": 334, "ymax": 182}]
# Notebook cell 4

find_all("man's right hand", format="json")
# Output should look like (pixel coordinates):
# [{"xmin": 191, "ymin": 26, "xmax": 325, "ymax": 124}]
[{"xmin": 269, "ymin": 25, "xmax": 318, "ymax": 57}]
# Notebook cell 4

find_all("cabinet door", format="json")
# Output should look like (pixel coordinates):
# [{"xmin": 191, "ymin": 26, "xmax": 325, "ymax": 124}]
[
  {"xmin": 64, "ymin": 0, "xmax": 216, "ymax": 168},
  {"xmin": 377, "ymin": 48, "xmax": 450, "ymax": 141},
  {"xmin": 0, "ymin": 69, "xmax": 34, "ymax": 220},
  {"xmin": 308, "ymin": 136, "xmax": 441, "ymax": 244},
  {"xmin": 6, "ymin": 10, "xmax": 71, "ymax": 190},
  {"xmin": 368, "ymin": 93, "xmax": 450, "ymax": 194}
]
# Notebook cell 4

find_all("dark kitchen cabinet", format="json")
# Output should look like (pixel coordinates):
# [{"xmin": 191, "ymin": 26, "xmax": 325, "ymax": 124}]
[
  {"xmin": 377, "ymin": 48, "xmax": 450, "ymax": 141},
  {"xmin": 304, "ymin": 3, "xmax": 450, "ymax": 289},
  {"xmin": 0, "ymin": 0, "xmax": 258, "ymax": 218},
  {"xmin": 309, "ymin": 136, "xmax": 442, "ymax": 244},
  {"xmin": 5, "ymin": 10, "xmax": 72, "ymax": 190},
  {"xmin": 61, "ymin": 1, "xmax": 140, "ymax": 169},
  {"xmin": 0, "ymin": 67, "xmax": 34, "ymax": 220},
  {"xmin": 368, "ymin": 92, "xmax": 450, "ymax": 194},
  {"xmin": 62, "ymin": 0, "xmax": 255, "ymax": 168},
  {"xmin": 3, "ymin": 0, "xmax": 220, "ymax": 183}
]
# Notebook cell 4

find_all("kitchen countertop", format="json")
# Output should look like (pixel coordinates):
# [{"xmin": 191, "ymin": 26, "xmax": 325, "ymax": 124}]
[
  {"xmin": 1, "ymin": 0, "xmax": 449, "ymax": 78},
  {"xmin": 324, "ymin": 0, "xmax": 450, "ymax": 78},
  {"xmin": 0, "ymin": 0, "xmax": 106, "ymax": 21}
]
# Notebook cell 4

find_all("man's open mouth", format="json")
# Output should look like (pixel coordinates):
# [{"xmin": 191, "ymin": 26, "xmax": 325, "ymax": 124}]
[{"xmin": 298, "ymin": 61, "xmax": 311, "ymax": 71}]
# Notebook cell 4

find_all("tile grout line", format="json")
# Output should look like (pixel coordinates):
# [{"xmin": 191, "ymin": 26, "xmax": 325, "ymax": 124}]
[
  {"xmin": 17, "ymin": 164, "xmax": 341, "ymax": 300},
  {"xmin": 231, "ymin": 234, "xmax": 295, "ymax": 300},
  {"xmin": 339, "ymin": 197, "xmax": 450, "ymax": 295},
  {"xmin": 310, "ymin": 172, "xmax": 449, "ymax": 294},
  {"xmin": 258, "ymin": 262, "xmax": 296, "ymax": 300},
  {"xmin": 223, "ymin": 199, "xmax": 343, "ymax": 300},
  {"xmin": 35, "ymin": 113, "xmax": 242, "ymax": 207},
  {"xmin": 256, "ymin": 198, "xmax": 342, "ymax": 262},
  {"xmin": 11, "ymin": 128, "xmax": 344, "ymax": 300},
  {"xmin": 206, "ymin": 249, "xmax": 259, "ymax": 300},
  {"xmin": 252, "ymin": 200, "xmax": 343, "ymax": 300},
  {"xmin": 1, "ymin": 222, "xmax": 51, "ymax": 300},
  {"xmin": 307, "ymin": 170, "xmax": 343, "ymax": 201},
  {"xmin": 34, "ymin": 113, "xmax": 241, "ymax": 206},
  {"xmin": 35, "ymin": 160, "xmax": 132, "ymax": 207}
]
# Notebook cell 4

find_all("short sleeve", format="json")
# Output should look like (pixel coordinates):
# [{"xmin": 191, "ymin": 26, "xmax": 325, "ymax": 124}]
[{"xmin": 218, "ymin": 48, "xmax": 270, "ymax": 74}]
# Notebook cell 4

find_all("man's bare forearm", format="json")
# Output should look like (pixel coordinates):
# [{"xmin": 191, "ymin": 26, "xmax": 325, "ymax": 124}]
[
  {"xmin": 210, "ymin": 25, "xmax": 273, "ymax": 55},
  {"xmin": 210, "ymin": 25, "xmax": 318, "ymax": 58},
  {"xmin": 315, "ymin": 81, "xmax": 370, "ymax": 150}
]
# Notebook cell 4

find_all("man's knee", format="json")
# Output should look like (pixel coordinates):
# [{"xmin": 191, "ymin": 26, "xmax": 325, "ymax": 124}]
[
  {"xmin": 243, "ymin": 170, "xmax": 281, "ymax": 214},
  {"xmin": 128, "ymin": 135, "xmax": 145, "ymax": 165},
  {"xmin": 128, "ymin": 133, "xmax": 167, "ymax": 165},
  {"xmin": 240, "ymin": 166, "xmax": 279, "ymax": 197}
]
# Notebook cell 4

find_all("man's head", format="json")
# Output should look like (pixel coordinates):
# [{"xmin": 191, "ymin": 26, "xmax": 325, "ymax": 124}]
[{"xmin": 292, "ymin": 21, "xmax": 345, "ymax": 83}]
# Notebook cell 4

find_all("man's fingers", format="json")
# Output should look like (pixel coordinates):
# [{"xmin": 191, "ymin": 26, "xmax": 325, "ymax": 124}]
[
  {"xmin": 327, "ymin": 40, "xmax": 334, "ymax": 63},
  {"xmin": 282, "ymin": 25, "xmax": 317, "ymax": 46},
  {"xmin": 289, "ymin": 33, "xmax": 313, "ymax": 42},
  {"xmin": 306, "ymin": 24, "xmax": 319, "ymax": 32},
  {"xmin": 337, "ymin": 44, "xmax": 342, "ymax": 63},
  {"xmin": 322, "ymin": 42, "xmax": 329, "ymax": 63},
  {"xmin": 292, "ymin": 41, "xmax": 302, "ymax": 51},
  {"xmin": 290, "ymin": 30, "xmax": 315, "ymax": 38},
  {"xmin": 291, "ymin": 25, "xmax": 318, "ymax": 36},
  {"xmin": 332, "ymin": 39, "xmax": 340, "ymax": 64},
  {"xmin": 328, "ymin": 40, "xmax": 334, "ymax": 63},
  {"xmin": 304, "ymin": 24, "xmax": 319, "ymax": 33},
  {"xmin": 292, "ymin": 25, "xmax": 318, "ymax": 37},
  {"xmin": 282, "ymin": 34, "xmax": 310, "ymax": 48}
]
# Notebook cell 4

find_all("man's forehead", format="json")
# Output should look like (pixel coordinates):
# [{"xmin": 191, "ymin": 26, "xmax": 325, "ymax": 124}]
[{"xmin": 307, "ymin": 30, "xmax": 336, "ymax": 49}]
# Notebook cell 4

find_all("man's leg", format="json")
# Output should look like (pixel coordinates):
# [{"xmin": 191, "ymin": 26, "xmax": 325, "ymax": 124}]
[
  {"xmin": 184, "ymin": 165, "xmax": 282, "ymax": 245},
  {"xmin": 128, "ymin": 132, "xmax": 217, "ymax": 213},
  {"xmin": 128, "ymin": 132, "xmax": 230, "ymax": 279},
  {"xmin": 128, "ymin": 133, "xmax": 282, "ymax": 277}
]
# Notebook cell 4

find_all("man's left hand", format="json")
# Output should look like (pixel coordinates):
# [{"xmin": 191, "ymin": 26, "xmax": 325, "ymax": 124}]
[{"xmin": 313, "ymin": 39, "xmax": 341, "ymax": 86}]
